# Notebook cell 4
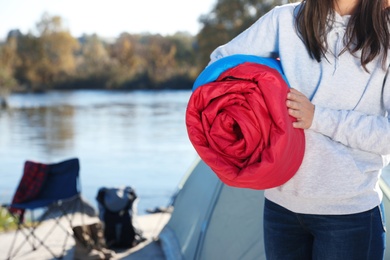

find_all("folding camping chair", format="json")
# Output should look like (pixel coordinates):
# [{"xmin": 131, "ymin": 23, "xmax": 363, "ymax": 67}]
[{"xmin": 1, "ymin": 157, "xmax": 95, "ymax": 259}]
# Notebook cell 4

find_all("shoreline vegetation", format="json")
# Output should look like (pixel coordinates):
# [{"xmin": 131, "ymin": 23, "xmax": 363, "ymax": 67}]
[
  {"xmin": 0, "ymin": 0, "xmax": 286, "ymax": 107},
  {"xmin": 0, "ymin": 207, "xmax": 18, "ymax": 233}
]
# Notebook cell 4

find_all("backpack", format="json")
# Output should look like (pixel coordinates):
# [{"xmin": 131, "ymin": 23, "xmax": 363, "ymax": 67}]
[{"xmin": 96, "ymin": 186, "xmax": 137, "ymax": 249}]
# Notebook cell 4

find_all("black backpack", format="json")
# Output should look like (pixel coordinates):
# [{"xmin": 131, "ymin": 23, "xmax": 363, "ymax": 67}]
[{"xmin": 96, "ymin": 186, "xmax": 137, "ymax": 249}]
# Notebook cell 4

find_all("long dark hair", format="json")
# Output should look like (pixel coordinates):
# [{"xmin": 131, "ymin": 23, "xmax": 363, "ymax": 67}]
[{"xmin": 295, "ymin": 0, "xmax": 390, "ymax": 70}]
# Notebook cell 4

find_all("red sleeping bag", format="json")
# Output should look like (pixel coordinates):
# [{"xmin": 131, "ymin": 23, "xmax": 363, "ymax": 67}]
[{"xmin": 186, "ymin": 60, "xmax": 305, "ymax": 189}]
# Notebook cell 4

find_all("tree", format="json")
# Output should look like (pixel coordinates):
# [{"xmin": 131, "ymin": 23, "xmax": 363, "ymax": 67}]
[
  {"xmin": 15, "ymin": 13, "xmax": 79, "ymax": 90},
  {"xmin": 75, "ymin": 34, "xmax": 116, "ymax": 88},
  {"xmin": 37, "ymin": 13, "xmax": 79, "ymax": 87},
  {"xmin": 14, "ymin": 33, "xmax": 44, "ymax": 89},
  {"xmin": 111, "ymin": 33, "xmax": 136, "ymax": 70},
  {"xmin": 108, "ymin": 33, "xmax": 142, "ymax": 87},
  {"xmin": 167, "ymin": 32, "xmax": 198, "ymax": 79},
  {"xmin": 140, "ymin": 35, "xmax": 176, "ymax": 82},
  {"xmin": 196, "ymin": 0, "xmax": 290, "ymax": 69},
  {"xmin": 0, "ymin": 33, "xmax": 19, "ymax": 108},
  {"xmin": 78, "ymin": 34, "xmax": 111, "ymax": 75},
  {"xmin": 107, "ymin": 32, "xmax": 198, "ymax": 89}
]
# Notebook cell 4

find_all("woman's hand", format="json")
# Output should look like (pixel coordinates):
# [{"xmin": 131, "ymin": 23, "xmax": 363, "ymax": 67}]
[{"xmin": 286, "ymin": 88, "xmax": 315, "ymax": 129}]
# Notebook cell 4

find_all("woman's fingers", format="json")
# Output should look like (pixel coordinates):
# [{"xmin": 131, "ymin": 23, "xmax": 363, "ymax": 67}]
[{"xmin": 286, "ymin": 88, "xmax": 314, "ymax": 129}]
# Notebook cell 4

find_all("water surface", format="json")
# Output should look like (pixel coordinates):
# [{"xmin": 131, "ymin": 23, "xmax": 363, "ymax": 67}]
[{"xmin": 0, "ymin": 90, "xmax": 198, "ymax": 215}]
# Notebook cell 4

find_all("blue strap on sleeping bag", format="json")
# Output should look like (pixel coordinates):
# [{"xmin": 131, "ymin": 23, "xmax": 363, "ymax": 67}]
[{"xmin": 192, "ymin": 54, "xmax": 290, "ymax": 91}]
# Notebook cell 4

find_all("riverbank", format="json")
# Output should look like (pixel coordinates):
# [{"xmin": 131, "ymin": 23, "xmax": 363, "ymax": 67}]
[{"xmin": 0, "ymin": 212, "xmax": 170, "ymax": 260}]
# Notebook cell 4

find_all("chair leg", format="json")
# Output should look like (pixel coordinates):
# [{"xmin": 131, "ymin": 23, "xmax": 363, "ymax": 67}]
[
  {"xmin": 7, "ymin": 208, "xmax": 72, "ymax": 259},
  {"xmin": 42, "ymin": 200, "xmax": 78, "ymax": 258},
  {"xmin": 6, "ymin": 195, "xmax": 97, "ymax": 259},
  {"xmin": 6, "ymin": 225, "xmax": 20, "ymax": 260},
  {"xmin": 6, "ymin": 221, "xmax": 61, "ymax": 259},
  {"xmin": 6, "ymin": 212, "xmax": 44, "ymax": 259},
  {"xmin": 53, "ymin": 195, "xmax": 95, "ymax": 259}
]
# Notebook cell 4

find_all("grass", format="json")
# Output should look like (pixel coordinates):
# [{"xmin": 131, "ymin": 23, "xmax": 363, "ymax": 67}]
[{"xmin": 0, "ymin": 207, "xmax": 17, "ymax": 233}]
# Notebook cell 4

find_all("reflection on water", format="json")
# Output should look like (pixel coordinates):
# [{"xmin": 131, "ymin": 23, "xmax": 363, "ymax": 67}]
[{"xmin": 0, "ymin": 90, "xmax": 198, "ymax": 214}]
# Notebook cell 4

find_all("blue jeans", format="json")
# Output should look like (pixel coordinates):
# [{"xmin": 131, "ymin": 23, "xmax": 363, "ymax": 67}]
[{"xmin": 263, "ymin": 198, "xmax": 386, "ymax": 260}]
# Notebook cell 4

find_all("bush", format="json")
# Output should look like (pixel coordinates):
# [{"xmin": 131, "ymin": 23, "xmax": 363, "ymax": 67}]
[{"xmin": 0, "ymin": 207, "xmax": 17, "ymax": 233}]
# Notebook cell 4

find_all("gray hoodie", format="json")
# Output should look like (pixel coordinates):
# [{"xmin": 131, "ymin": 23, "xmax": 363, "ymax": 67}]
[{"xmin": 209, "ymin": 2, "xmax": 390, "ymax": 214}]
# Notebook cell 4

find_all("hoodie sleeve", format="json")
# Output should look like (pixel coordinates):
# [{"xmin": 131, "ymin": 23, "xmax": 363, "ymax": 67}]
[
  {"xmin": 310, "ymin": 106, "xmax": 390, "ymax": 155},
  {"xmin": 310, "ymin": 71, "xmax": 390, "ymax": 156},
  {"xmin": 209, "ymin": 7, "xmax": 280, "ymax": 65}
]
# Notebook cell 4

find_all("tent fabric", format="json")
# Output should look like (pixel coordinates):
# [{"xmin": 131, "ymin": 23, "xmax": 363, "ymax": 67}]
[
  {"xmin": 186, "ymin": 57, "xmax": 305, "ymax": 190},
  {"xmin": 159, "ymin": 159, "xmax": 266, "ymax": 260}
]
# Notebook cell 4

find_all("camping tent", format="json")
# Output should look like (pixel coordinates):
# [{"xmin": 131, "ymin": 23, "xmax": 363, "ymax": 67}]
[
  {"xmin": 159, "ymin": 158, "xmax": 266, "ymax": 260},
  {"xmin": 158, "ymin": 158, "xmax": 390, "ymax": 260}
]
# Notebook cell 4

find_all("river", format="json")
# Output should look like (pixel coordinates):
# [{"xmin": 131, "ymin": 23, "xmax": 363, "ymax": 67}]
[{"xmin": 0, "ymin": 89, "xmax": 199, "ymax": 215}]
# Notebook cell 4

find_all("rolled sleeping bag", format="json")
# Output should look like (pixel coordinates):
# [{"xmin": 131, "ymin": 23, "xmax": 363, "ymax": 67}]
[{"xmin": 186, "ymin": 54, "xmax": 305, "ymax": 190}]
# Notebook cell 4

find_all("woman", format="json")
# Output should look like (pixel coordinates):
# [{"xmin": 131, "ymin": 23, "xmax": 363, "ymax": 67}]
[{"xmin": 208, "ymin": 0, "xmax": 390, "ymax": 259}]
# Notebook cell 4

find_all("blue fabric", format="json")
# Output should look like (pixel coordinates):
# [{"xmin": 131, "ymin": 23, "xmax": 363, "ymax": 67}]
[
  {"xmin": 11, "ymin": 158, "xmax": 80, "ymax": 210},
  {"xmin": 263, "ymin": 199, "xmax": 386, "ymax": 260},
  {"xmin": 192, "ymin": 54, "xmax": 290, "ymax": 91}
]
